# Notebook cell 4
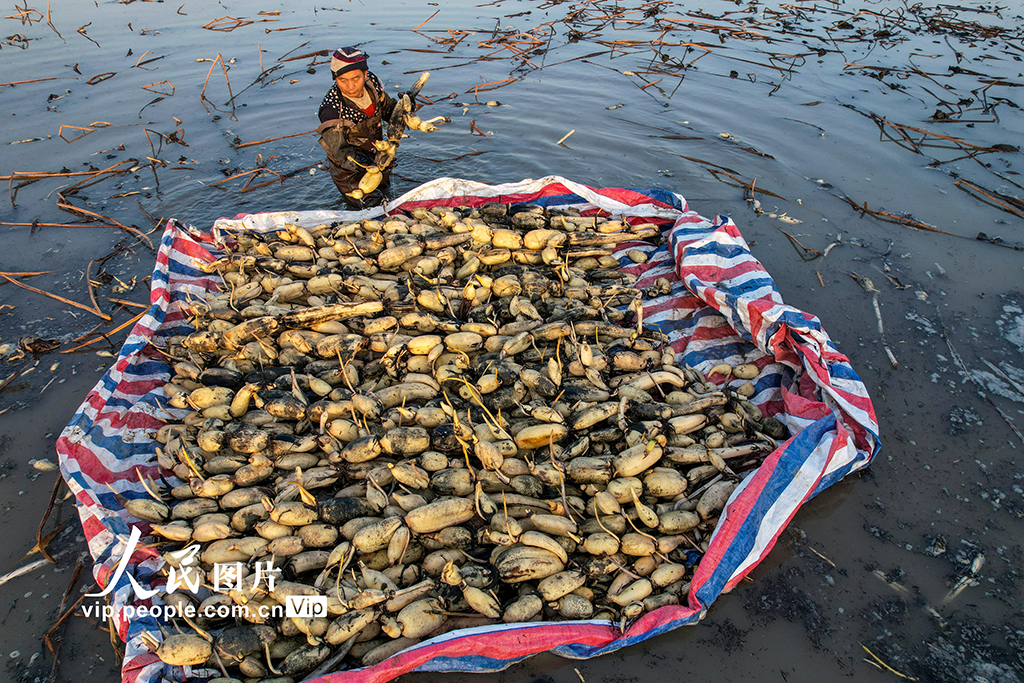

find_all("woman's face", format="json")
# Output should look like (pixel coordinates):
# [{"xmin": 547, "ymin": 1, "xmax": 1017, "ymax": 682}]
[{"xmin": 335, "ymin": 69, "xmax": 367, "ymax": 99}]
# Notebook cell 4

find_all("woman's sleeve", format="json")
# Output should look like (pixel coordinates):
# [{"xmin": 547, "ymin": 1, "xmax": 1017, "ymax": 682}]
[
  {"xmin": 317, "ymin": 123, "xmax": 372, "ymax": 171},
  {"xmin": 379, "ymin": 89, "xmax": 398, "ymax": 123}
]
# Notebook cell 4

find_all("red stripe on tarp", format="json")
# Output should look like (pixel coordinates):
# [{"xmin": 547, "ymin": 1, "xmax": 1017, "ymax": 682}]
[
  {"xmin": 168, "ymin": 237, "xmax": 216, "ymax": 263},
  {"xmin": 780, "ymin": 388, "xmax": 833, "ymax": 422},
  {"xmin": 59, "ymin": 441, "xmax": 163, "ymax": 486},
  {"xmin": 642, "ymin": 297, "xmax": 703, "ymax": 319},
  {"xmin": 719, "ymin": 429, "xmax": 849, "ymax": 594},
  {"xmin": 317, "ymin": 622, "xmax": 624, "ymax": 683},
  {"xmin": 688, "ymin": 322, "xmax": 749, "ymax": 343},
  {"xmin": 123, "ymin": 653, "xmax": 161, "ymax": 683},
  {"xmin": 80, "ymin": 512, "xmax": 109, "ymax": 542},
  {"xmin": 397, "ymin": 185, "xmax": 678, "ymax": 213},
  {"xmin": 623, "ymin": 600, "xmax": 702, "ymax": 634},
  {"xmin": 688, "ymin": 439, "xmax": 791, "ymax": 597},
  {"xmin": 683, "ymin": 259, "xmax": 766, "ymax": 284},
  {"xmin": 82, "ymin": 389, "xmax": 164, "ymax": 420},
  {"xmin": 756, "ymin": 398, "xmax": 786, "ymax": 419}
]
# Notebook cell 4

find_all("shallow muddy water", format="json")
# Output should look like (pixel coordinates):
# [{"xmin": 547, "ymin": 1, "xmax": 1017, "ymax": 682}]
[{"xmin": 1, "ymin": 0, "xmax": 1023, "ymax": 681}]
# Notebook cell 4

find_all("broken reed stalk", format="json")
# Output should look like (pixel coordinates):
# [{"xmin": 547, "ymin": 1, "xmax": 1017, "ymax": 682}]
[
  {"xmin": 0, "ymin": 272, "xmax": 111, "ymax": 320},
  {"xmin": 0, "ymin": 270, "xmax": 52, "ymax": 279},
  {"xmin": 0, "ymin": 170, "xmax": 101, "ymax": 181},
  {"xmin": 56, "ymin": 559, "xmax": 86, "ymax": 625},
  {"xmin": 692, "ymin": 163, "xmax": 791, "ymax": 201},
  {"xmin": 414, "ymin": 9, "xmax": 440, "ymax": 32},
  {"xmin": 210, "ymin": 168, "xmax": 262, "ymax": 186},
  {"xmin": 872, "ymin": 291, "xmax": 898, "ymax": 369},
  {"xmin": 55, "ymin": 196, "xmax": 154, "ymax": 249},
  {"xmin": 36, "ymin": 476, "xmax": 65, "ymax": 564},
  {"xmin": 105, "ymin": 297, "xmax": 148, "ymax": 310},
  {"xmin": 859, "ymin": 643, "xmax": 918, "ymax": 681},
  {"xmin": 0, "ymin": 558, "xmax": 49, "ymax": 589},
  {"xmin": 46, "ymin": 560, "xmax": 89, "ymax": 681},
  {"xmin": 235, "ymin": 129, "xmax": 316, "ymax": 149},
  {"xmin": 0, "ymin": 77, "xmax": 62, "ymax": 87},
  {"xmin": 778, "ymin": 227, "xmax": 822, "ymax": 261},
  {"xmin": 0, "ymin": 222, "xmax": 122, "ymax": 231},
  {"xmin": 59, "ymin": 311, "xmax": 147, "ymax": 354},
  {"xmin": 412, "ymin": 150, "xmax": 488, "ymax": 163},
  {"xmin": 86, "ymin": 260, "xmax": 106, "ymax": 323},
  {"xmin": 139, "ymin": 211, "xmax": 164, "ymax": 237},
  {"xmin": 469, "ymin": 119, "xmax": 488, "ymax": 136},
  {"xmin": 837, "ymin": 195, "xmax": 959, "ymax": 237},
  {"xmin": 954, "ymin": 180, "xmax": 1024, "ymax": 219},
  {"xmin": 885, "ymin": 120, "xmax": 999, "ymax": 152},
  {"xmin": 8, "ymin": 159, "xmax": 133, "ymax": 204},
  {"xmin": 276, "ymin": 49, "xmax": 330, "ymax": 64},
  {"xmin": 466, "ymin": 78, "xmax": 516, "ymax": 95},
  {"xmin": 200, "ymin": 54, "xmax": 236, "ymax": 111},
  {"xmin": 237, "ymin": 162, "xmax": 318, "ymax": 194},
  {"xmin": 202, "ymin": 16, "xmax": 253, "ymax": 32},
  {"xmin": 58, "ymin": 159, "xmax": 137, "ymax": 195},
  {"xmin": 65, "ymin": 321, "xmax": 105, "ymax": 345},
  {"xmin": 503, "ymin": 43, "xmax": 541, "ymax": 69},
  {"xmin": 240, "ymin": 168, "xmax": 281, "ymax": 193}
]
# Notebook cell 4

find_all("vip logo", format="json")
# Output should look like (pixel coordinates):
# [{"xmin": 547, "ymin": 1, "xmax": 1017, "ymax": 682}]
[{"xmin": 285, "ymin": 595, "xmax": 327, "ymax": 619}]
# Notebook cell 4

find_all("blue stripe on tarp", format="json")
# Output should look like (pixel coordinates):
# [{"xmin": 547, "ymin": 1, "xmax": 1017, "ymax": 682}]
[
  {"xmin": 827, "ymin": 363, "xmax": 860, "ymax": 382},
  {"xmin": 662, "ymin": 312, "xmax": 726, "ymax": 339},
  {"xmin": 681, "ymin": 340, "xmax": 758, "ymax": 366},
  {"xmin": 151, "ymin": 258, "xmax": 208, "ymax": 285},
  {"xmin": 684, "ymin": 240, "xmax": 753, "ymax": 261},
  {"xmin": 693, "ymin": 414, "xmax": 836, "ymax": 608},
  {"xmin": 748, "ymin": 371, "xmax": 785, "ymax": 398},
  {"xmin": 115, "ymin": 339, "xmax": 151, "ymax": 360},
  {"xmin": 671, "ymin": 222, "xmax": 719, "ymax": 239},
  {"xmin": 63, "ymin": 469, "xmax": 97, "ymax": 500},
  {"xmin": 126, "ymin": 359, "xmax": 172, "ymax": 378},
  {"xmin": 92, "ymin": 489, "xmax": 135, "ymax": 510},
  {"xmin": 510, "ymin": 192, "xmax": 584, "ymax": 207},
  {"xmin": 96, "ymin": 394, "xmax": 151, "ymax": 415},
  {"xmin": 167, "ymin": 260, "xmax": 210, "ymax": 280},
  {"xmin": 550, "ymin": 611, "xmax": 703, "ymax": 659},
  {"xmin": 640, "ymin": 318, "xmax": 677, "ymax": 334},
  {"xmin": 623, "ymin": 187, "xmax": 685, "ymax": 211},
  {"xmin": 73, "ymin": 424, "xmax": 159, "ymax": 461},
  {"xmin": 719, "ymin": 275, "xmax": 778, "ymax": 297},
  {"xmin": 810, "ymin": 452, "xmax": 870, "ymax": 497},
  {"xmin": 413, "ymin": 654, "xmax": 529, "ymax": 673},
  {"xmin": 790, "ymin": 313, "xmax": 824, "ymax": 332},
  {"xmin": 769, "ymin": 311, "xmax": 826, "ymax": 339}
]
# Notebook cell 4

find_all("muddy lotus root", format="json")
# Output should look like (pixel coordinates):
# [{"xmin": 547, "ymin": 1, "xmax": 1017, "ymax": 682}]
[{"xmin": 136, "ymin": 203, "xmax": 787, "ymax": 677}]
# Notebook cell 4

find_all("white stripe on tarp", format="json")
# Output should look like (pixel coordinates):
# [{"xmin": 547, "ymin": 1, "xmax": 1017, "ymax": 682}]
[{"xmin": 727, "ymin": 433, "xmax": 838, "ymax": 580}]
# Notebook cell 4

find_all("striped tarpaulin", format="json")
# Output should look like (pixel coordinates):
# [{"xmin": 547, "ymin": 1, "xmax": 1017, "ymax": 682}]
[{"xmin": 55, "ymin": 176, "xmax": 879, "ymax": 683}]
